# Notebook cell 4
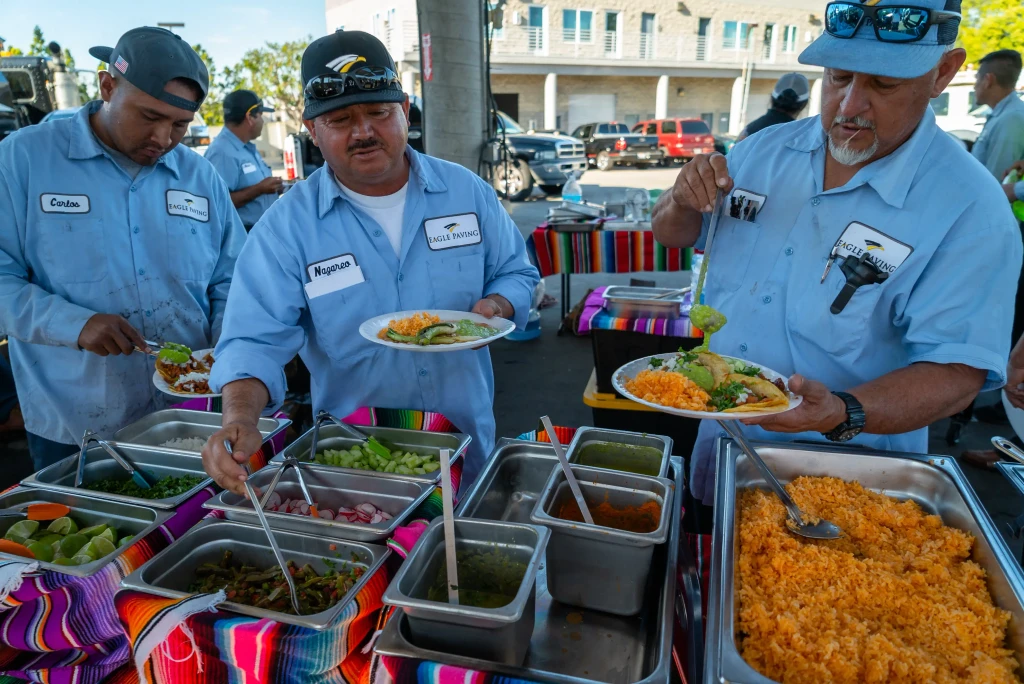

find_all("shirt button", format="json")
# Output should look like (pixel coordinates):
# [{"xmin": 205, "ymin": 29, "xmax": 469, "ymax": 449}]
[
  {"xmin": 785, "ymin": 247, "xmax": 793, "ymax": 256},
  {"xmin": 374, "ymin": 229, "xmax": 382, "ymax": 237},
  {"xmin": 762, "ymin": 295, "xmax": 772, "ymax": 304},
  {"xmin": 130, "ymin": 186, "xmax": 137, "ymax": 193},
  {"xmin": 419, "ymin": 368, "xmax": 428, "ymax": 377},
  {"xmin": 191, "ymin": 228, "xmax": 197, "ymax": 235},
  {"xmin": 739, "ymin": 343, "xmax": 748, "ymax": 352},
  {"xmin": 133, "ymin": 226, "xmax": 140, "ymax": 234},
  {"xmin": 398, "ymin": 273, "xmax": 404, "ymax": 282},
  {"xmin": 145, "ymin": 309, "xmax": 152, "ymax": 317},
  {"xmin": 138, "ymin": 268, "xmax": 145, "ymax": 276},
  {"xmin": 811, "ymin": 197, "xmax": 821, "ymax": 206}
]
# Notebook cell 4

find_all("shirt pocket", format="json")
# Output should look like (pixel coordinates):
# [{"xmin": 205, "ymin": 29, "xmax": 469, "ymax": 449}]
[
  {"xmin": 36, "ymin": 217, "xmax": 108, "ymax": 283},
  {"xmin": 706, "ymin": 217, "xmax": 758, "ymax": 293},
  {"xmin": 430, "ymin": 249, "xmax": 485, "ymax": 311},
  {"xmin": 163, "ymin": 217, "xmax": 217, "ymax": 282},
  {"xmin": 788, "ymin": 266, "xmax": 887, "ymax": 359},
  {"xmin": 307, "ymin": 279, "xmax": 382, "ymax": 364}
]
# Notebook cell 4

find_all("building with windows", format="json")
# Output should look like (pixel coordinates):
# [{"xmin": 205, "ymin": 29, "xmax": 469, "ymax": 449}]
[{"xmin": 325, "ymin": 0, "xmax": 825, "ymax": 136}]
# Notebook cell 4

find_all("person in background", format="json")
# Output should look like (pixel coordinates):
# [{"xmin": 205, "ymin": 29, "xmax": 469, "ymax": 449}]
[
  {"xmin": 205, "ymin": 90, "xmax": 282, "ymax": 231},
  {"xmin": 736, "ymin": 73, "xmax": 811, "ymax": 142},
  {"xmin": 971, "ymin": 50, "xmax": 1024, "ymax": 179},
  {"xmin": 0, "ymin": 27, "xmax": 244, "ymax": 470}
]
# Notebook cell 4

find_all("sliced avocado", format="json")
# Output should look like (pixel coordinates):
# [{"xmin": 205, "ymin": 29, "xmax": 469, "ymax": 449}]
[{"xmin": 678, "ymin": 363, "xmax": 715, "ymax": 391}]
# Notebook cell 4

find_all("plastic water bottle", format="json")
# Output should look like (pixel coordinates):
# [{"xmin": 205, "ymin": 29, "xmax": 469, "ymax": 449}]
[{"xmin": 562, "ymin": 172, "xmax": 583, "ymax": 204}]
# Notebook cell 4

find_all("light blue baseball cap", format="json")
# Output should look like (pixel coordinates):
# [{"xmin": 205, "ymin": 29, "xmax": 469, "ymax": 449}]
[{"xmin": 799, "ymin": 0, "xmax": 962, "ymax": 79}]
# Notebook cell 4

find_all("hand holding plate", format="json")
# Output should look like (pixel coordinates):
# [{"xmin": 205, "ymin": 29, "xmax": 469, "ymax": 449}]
[{"xmin": 741, "ymin": 375, "xmax": 843, "ymax": 433}]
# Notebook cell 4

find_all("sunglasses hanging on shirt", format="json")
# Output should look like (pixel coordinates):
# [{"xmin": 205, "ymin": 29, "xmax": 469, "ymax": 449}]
[
  {"xmin": 830, "ymin": 251, "xmax": 889, "ymax": 314},
  {"xmin": 824, "ymin": 2, "xmax": 961, "ymax": 44},
  {"xmin": 303, "ymin": 66, "xmax": 402, "ymax": 100}
]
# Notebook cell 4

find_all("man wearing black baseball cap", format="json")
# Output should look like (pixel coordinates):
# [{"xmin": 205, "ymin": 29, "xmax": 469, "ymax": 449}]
[
  {"xmin": 738, "ymin": 72, "xmax": 811, "ymax": 141},
  {"xmin": 203, "ymin": 31, "xmax": 539, "ymax": 496},
  {"xmin": 206, "ymin": 90, "xmax": 282, "ymax": 230},
  {"xmin": 0, "ymin": 26, "xmax": 245, "ymax": 469}
]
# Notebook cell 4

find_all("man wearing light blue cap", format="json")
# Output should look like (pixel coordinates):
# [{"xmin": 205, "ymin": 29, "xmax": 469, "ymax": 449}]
[{"xmin": 651, "ymin": 0, "xmax": 1022, "ymax": 512}]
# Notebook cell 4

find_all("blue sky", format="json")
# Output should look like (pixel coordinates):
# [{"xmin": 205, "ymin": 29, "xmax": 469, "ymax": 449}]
[{"xmin": 3, "ymin": 1, "xmax": 326, "ymax": 73}]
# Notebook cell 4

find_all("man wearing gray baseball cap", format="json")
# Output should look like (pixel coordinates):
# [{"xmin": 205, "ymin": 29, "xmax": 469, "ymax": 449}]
[
  {"xmin": 651, "ymin": 0, "xmax": 1023, "ymax": 521},
  {"xmin": 0, "ymin": 27, "xmax": 244, "ymax": 469}
]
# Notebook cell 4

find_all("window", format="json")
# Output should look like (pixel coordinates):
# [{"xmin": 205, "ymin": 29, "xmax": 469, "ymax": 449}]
[
  {"xmin": 645, "ymin": 123, "xmax": 657, "ymax": 134},
  {"xmin": 662, "ymin": 120, "xmax": 677, "ymax": 134},
  {"xmin": 682, "ymin": 121, "xmax": 711, "ymax": 134},
  {"xmin": 641, "ymin": 12, "xmax": 656, "ymax": 34},
  {"xmin": 701, "ymin": 112, "xmax": 714, "ymax": 131},
  {"xmin": 930, "ymin": 93, "xmax": 950, "ymax": 116},
  {"xmin": 5, "ymin": 71, "xmax": 34, "ymax": 102},
  {"xmin": 631, "ymin": 124, "xmax": 643, "ymax": 133},
  {"xmin": 604, "ymin": 11, "xmax": 620, "ymax": 55},
  {"xmin": 562, "ymin": 10, "xmax": 593, "ymax": 42},
  {"xmin": 783, "ymin": 25, "xmax": 798, "ymax": 53},
  {"xmin": 597, "ymin": 123, "xmax": 630, "ymax": 134},
  {"xmin": 640, "ymin": 13, "xmax": 656, "ymax": 59},
  {"xmin": 968, "ymin": 91, "xmax": 977, "ymax": 111},
  {"xmin": 723, "ymin": 21, "xmax": 751, "ymax": 50},
  {"xmin": 488, "ymin": 1, "xmax": 504, "ymax": 39},
  {"xmin": 528, "ymin": 6, "xmax": 546, "ymax": 52},
  {"xmin": 718, "ymin": 112, "xmax": 730, "ymax": 134}
]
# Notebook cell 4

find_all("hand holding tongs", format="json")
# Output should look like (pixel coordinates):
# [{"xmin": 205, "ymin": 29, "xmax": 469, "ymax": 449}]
[
  {"xmin": 74, "ymin": 429, "xmax": 154, "ymax": 490},
  {"xmin": 255, "ymin": 456, "xmax": 319, "ymax": 518},
  {"xmin": 225, "ymin": 439, "xmax": 302, "ymax": 616}
]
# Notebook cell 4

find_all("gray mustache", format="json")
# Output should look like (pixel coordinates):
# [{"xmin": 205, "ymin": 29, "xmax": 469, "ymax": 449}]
[{"xmin": 832, "ymin": 115, "xmax": 876, "ymax": 130}]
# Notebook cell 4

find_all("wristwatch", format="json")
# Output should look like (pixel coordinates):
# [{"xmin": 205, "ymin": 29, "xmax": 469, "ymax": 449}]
[{"xmin": 823, "ymin": 391, "xmax": 866, "ymax": 442}]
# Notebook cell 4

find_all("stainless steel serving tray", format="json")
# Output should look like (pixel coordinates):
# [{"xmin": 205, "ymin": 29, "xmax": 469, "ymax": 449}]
[
  {"xmin": 375, "ymin": 438, "xmax": 681, "ymax": 683},
  {"xmin": 204, "ymin": 464, "xmax": 433, "ymax": 542},
  {"xmin": 23, "ymin": 443, "xmax": 213, "ymax": 509},
  {"xmin": 996, "ymin": 461, "xmax": 1024, "ymax": 498},
  {"xmin": 706, "ymin": 440, "xmax": 1024, "ymax": 684},
  {"xmin": 601, "ymin": 286, "xmax": 687, "ymax": 320},
  {"xmin": 273, "ymin": 424, "xmax": 470, "ymax": 484},
  {"xmin": 565, "ymin": 427, "xmax": 673, "ymax": 479},
  {"xmin": 113, "ymin": 409, "xmax": 290, "ymax": 453},
  {"xmin": 0, "ymin": 488, "xmax": 172, "ymax": 578},
  {"xmin": 121, "ymin": 518, "xmax": 389, "ymax": 630}
]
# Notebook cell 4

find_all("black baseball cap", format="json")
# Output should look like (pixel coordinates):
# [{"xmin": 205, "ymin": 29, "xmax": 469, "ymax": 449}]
[
  {"xmin": 223, "ymin": 90, "xmax": 275, "ymax": 121},
  {"xmin": 89, "ymin": 27, "xmax": 209, "ymax": 113},
  {"xmin": 301, "ymin": 30, "xmax": 405, "ymax": 120}
]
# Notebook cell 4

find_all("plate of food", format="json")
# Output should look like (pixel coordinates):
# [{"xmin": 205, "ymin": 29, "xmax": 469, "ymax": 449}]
[
  {"xmin": 612, "ymin": 349, "xmax": 802, "ymax": 419},
  {"xmin": 359, "ymin": 310, "xmax": 515, "ymax": 352},
  {"xmin": 151, "ymin": 345, "xmax": 220, "ymax": 397}
]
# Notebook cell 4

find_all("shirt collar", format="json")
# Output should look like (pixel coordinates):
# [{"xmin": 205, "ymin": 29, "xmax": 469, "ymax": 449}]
[
  {"xmin": 67, "ymin": 100, "xmax": 180, "ymax": 178},
  {"xmin": 317, "ymin": 145, "xmax": 447, "ymax": 219},
  {"xmin": 785, "ymin": 109, "xmax": 939, "ymax": 209},
  {"xmin": 219, "ymin": 126, "xmax": 252, "ymax": 152},
  {"xmin": 990, "ymin": 92, "xmax": 1023, "ymax": 119}
]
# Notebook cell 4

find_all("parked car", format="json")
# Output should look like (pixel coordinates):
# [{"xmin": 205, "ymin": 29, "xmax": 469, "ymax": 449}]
[
  {"xmin": 0, "ymin": 55, "xmax": 58, "ymax": 126},
  {"xmin": 571, "ymin": 122, "xmax": 662, "ymax": 171},
  {"xmin": 491, "ymin": 110, "xmax": 586, "ymax": 201},
  {"xmin": 181, "ymin": 114, "xmax": 211, "ymax": 156},
  {"xmin": 632, "ymin": 118, "xmax": 715, "ymax": 164},
  {"xmin": 714, "ymin": 133, "xmax": 737, "ymax": 156},
  {"xmin": 0, "ymin": 104, "xmax": 18, "ymax": 142}
]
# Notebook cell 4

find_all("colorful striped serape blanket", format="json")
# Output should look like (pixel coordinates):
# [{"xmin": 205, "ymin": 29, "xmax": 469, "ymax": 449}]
[
  {"xmin": 530, "ymin": 227, "xmax": 690, "ymax": 277},
  {"xmin": 576, "ymin": 285, "xmax": 699, "ymax": 337}
]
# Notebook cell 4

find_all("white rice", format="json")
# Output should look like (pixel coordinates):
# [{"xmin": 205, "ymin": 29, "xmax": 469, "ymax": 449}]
[{"xmin": 159, "ymin": 437, "xmax": 208, "ymax": 451}]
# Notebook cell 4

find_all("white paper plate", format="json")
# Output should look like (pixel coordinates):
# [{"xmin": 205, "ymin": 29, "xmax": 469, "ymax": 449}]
[
  {"xmin": 359, "ymin": 310, "xmax": 515, "ymax": 353},
  {"xmin": 612, "ymin": 353, "xmax": 803, "ymax": 420},
  {"xmin": 1003, "ymin": 390, "xmax": 1024, "ymax": 442},
  {"xmin": 152, "ymin": 348, "xmax": 221, "ymax": 398}
]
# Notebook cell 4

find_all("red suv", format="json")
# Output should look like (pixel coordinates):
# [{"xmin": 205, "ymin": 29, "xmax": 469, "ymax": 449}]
[{"xmin": 632, "ymin": 118, "xmax": 715, "ymax": 164}]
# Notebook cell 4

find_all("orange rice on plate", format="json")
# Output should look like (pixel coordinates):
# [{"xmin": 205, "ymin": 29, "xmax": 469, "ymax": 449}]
[
  {"xmin": 377, "ymin": 312, "xmax": 441, "ymax": 340},
  {"xmin": 737, "ymin": 476, "xmax": 1021, "ymax": 684},
  {"xmin": 623, "ymin": 369, "xmax": 710, "ymax": 411}
]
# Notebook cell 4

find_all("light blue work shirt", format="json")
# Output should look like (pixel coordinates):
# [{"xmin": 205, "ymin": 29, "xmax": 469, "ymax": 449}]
[
  {"xmin": 211, "ymin": 147, "xmax": 539, "ymax": 485},
  {"xmin": 972, "ymin": 92, "xmax": 1024, "ymax": 180},
  {"xmin": 0, "ymin": 101, "xmax": 246, "ymax": 444},
  {"xmin": 204, "ymin": 127, "xmax": 276, "ymax": 227},
  {"xmin": 690, "ymin": 108, "xmax": 1021, "ymax": 504}
]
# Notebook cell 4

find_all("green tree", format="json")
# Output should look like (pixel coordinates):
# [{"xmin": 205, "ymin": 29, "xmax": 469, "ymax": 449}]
[
  {"xmin": 221, "ymin": 37, "xmax": 310, "ymax": 130},
  {"xmin": 191, "ymin": 44, "xmax": 223, "ymax": 125},
  {"xmin": 959, "ymin": 0, "xmax": 1024, "ymax": 67},
  {"xmin": 28, "ymin": 26, "xmax": 46, "ymax": 56},
  {"xmin": 0, "ymin": 46, "xmax": 23, "ymax": 57}
]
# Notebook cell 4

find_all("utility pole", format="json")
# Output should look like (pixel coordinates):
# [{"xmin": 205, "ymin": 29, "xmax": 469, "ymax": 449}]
[
  {"xmin": 157, "ymin": 22, "xmax": 185, "ymax": 34},
  {"xmin": 416, "ymin": 0, "xmax": 489, "ymax": 172},
  {"xmin": 738, "ymin": 24, "xmax": 758, "ymax": 132}
]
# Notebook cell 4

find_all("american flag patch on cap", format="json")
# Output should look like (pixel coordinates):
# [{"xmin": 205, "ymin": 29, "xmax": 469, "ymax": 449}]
[{"xmin": 114, "ymin": 56, "xmax": 129, "ymax": 74}]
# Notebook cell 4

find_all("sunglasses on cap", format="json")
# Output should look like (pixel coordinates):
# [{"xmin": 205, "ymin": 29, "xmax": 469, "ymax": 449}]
[
  {"xmin": 824, "ymin": 2, "xmax": 961, "ymax": 44},
  {"xmin": 304, "ymin": 65, "xmax": 401, "ymax": 100}
]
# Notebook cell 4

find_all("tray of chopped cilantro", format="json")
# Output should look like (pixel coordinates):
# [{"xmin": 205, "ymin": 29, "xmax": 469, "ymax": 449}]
[
  {"xmin": 359, "ymin": 310, "xmax": 515, "ymax": 352},
  {"xmin": 612, "ymin": 350, "xmax": 802, "ymax": 419}
]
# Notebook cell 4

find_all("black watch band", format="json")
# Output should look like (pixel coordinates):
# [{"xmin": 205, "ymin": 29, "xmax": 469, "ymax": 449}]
[{"xmin": 823, "ymin": 391, "xmax": 866, "ymax": 443}]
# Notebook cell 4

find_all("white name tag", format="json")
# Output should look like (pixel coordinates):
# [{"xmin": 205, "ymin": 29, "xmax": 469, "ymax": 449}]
[
  {"xmin": 833, "ymin": 222, "xmax": 913, "ymax": 275},
  {"xmin": 40, "ymin": 193, "xmax": 90, "ymax": 214},
  {"xmin": 166, "ymin": 190, "xmax": 210, "ymax": 222},
  {"xmin": 424, "ymin": 213, "xmax": 482, "ymax": 251},
  {"xmin": 304, "ymin": 253, "xmax": 365, "ymax": 299},
  {"xmin": 242, "ymin": 162, "xmax": 258, "ymax": 174}
]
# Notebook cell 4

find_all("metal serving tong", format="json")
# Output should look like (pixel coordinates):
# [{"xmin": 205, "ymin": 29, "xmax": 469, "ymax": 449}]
[
  {"xmin": 225, "ymin": 440, "xmax": 302, "ymax": 616},
  {"xmin": 255, "ymin": 456, "xmax": 319, "ymax": 518},
  {"xmin": 75, "ymin": 430, "xmax": 154, "ymax": 490},
  {"xmin": 307, "ymin": 410, "xmax": 390, "ymax": 463},
  {"xmin": 718, "ymin": 420, "xmax": 842, "ymax": 540}
]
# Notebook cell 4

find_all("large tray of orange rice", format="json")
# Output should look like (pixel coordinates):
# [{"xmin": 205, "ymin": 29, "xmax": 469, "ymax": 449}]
[{"xmin": 735, "ymin": 476, "xmax": 1021, "ymax": 684}]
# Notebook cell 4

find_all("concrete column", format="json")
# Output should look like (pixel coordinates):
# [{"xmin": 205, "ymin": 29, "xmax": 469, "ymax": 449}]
[
  {"xmin": 401, "ymin": 70, "xmax": 416, "ymax": 94},
  {"xmin": 544, "ymin": 72, "xmax": 557, "ymax": 130},
  {"xmin": 729, "ymin": 76, "xmax": 745, "ymax": 135},
  {"xmin": 809, "ymin": 77, "xmax": 823, "ymax": 117},
  {"xmin": 655, "ymin": 75, "xmax": 669, "ymax": 119}
]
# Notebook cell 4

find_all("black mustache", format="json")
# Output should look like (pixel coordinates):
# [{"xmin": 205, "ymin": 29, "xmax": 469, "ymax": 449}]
[{"xmin": 348, "ymin": 139, "xmax": 383, "ymax": 152}]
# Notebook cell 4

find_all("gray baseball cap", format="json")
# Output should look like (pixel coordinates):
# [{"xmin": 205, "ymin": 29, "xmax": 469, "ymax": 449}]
[
  {"xmin": 89, "ymin": 27, "xmax": 209, "ymax": 112},
  {"xmin": 772, "ymin": 73, "xmax": 810, "ymax": 105}
]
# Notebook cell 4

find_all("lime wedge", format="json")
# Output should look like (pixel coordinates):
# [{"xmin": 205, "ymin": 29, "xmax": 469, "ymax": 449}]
[
  {"xmin": 37, "ymin": 534, "xmax": 61, "ymax": 547},
  {"xmin": 117, "ymin": 535, "xmax": 134, "ymax": 548},
  {"xmin": 53, "ymin": 558, "xmax": 77, "ymax": 566},
  {"xmin": 59, "ymin": 533, "xmax": 88, "ymax": 558},
  {"xmin": 70, "ymin": 554, "xmax": 93, "ymax": 566},
  {"xmin": 96, "ymin": 528, "xmax": 116, "ymax": 544},
  {"xmin": 27, "ymin": 542, "xmax": 54, "ymax": 563},
  {"xmin": 89, "ymin": 537, "xmax": 116, "ymax": 559},
  {"xmin": 7, "ymin": 520, "xmax": 39, "ymax": 542},
  {"xmin": 79, "ymin": 524, "xmax": 108, "ymax": 538},
  {"xmin": 4, "ymin": 533, "xmax": 29, "ymax": 546},
  {"xmin": 47, "ymin": 517, "xmax": 78, "ymax": 535}
]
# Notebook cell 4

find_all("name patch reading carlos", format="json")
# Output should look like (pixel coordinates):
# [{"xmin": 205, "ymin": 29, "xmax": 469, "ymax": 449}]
[
  {"xmin": 423, "ymin": 213, "xmax": 482, "ymax": 251},
  {"xmin": 832, "ymin": 222, "xmax": 913, "ymax": 274},
  {"xmin": 40, "ymin": 194, "xmax": 90, "ymax": 214},
  {"xmin": 166, "ymin": 190, "xmax": 210, "ymax": 222}
]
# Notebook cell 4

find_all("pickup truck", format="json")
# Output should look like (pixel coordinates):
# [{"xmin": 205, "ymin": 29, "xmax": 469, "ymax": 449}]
[
  {"xmin": 570, "ymin": 122, "xmax": 663, "ymax": 171},
  {"xmin": 492, "ymin": 111, "xmax": 587, "ymax": 201}
]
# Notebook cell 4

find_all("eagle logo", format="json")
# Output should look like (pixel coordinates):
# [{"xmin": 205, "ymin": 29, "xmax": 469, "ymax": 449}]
[
  {"xmin": 184, "ymin": 199, "xmax": 194, "ymax": 206},
  {"xmin": 327, "ymin": 54, "xmax": 367, "ymax": 73},
  {"xmin": 865, "ymin": 239, "xmax": 884, "ymax": 251},
  {"xmin": 444, "ymin": 222, "xmax": 460, "ymax": 232}
]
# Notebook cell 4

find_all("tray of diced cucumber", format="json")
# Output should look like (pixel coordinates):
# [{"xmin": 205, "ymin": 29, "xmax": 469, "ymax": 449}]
[{"xmin": 313, "ymin": 444, "xmax": 442, "ymax": 478}]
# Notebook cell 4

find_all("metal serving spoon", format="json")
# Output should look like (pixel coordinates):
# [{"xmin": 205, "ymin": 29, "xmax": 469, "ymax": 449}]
[
  {"xmin": 992, "ymin": 436, "xmax": 1024, "ymax": 465},
  {"xmin": 719, "ymin": 420, "xmax": 842, "ymax": 540}
]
